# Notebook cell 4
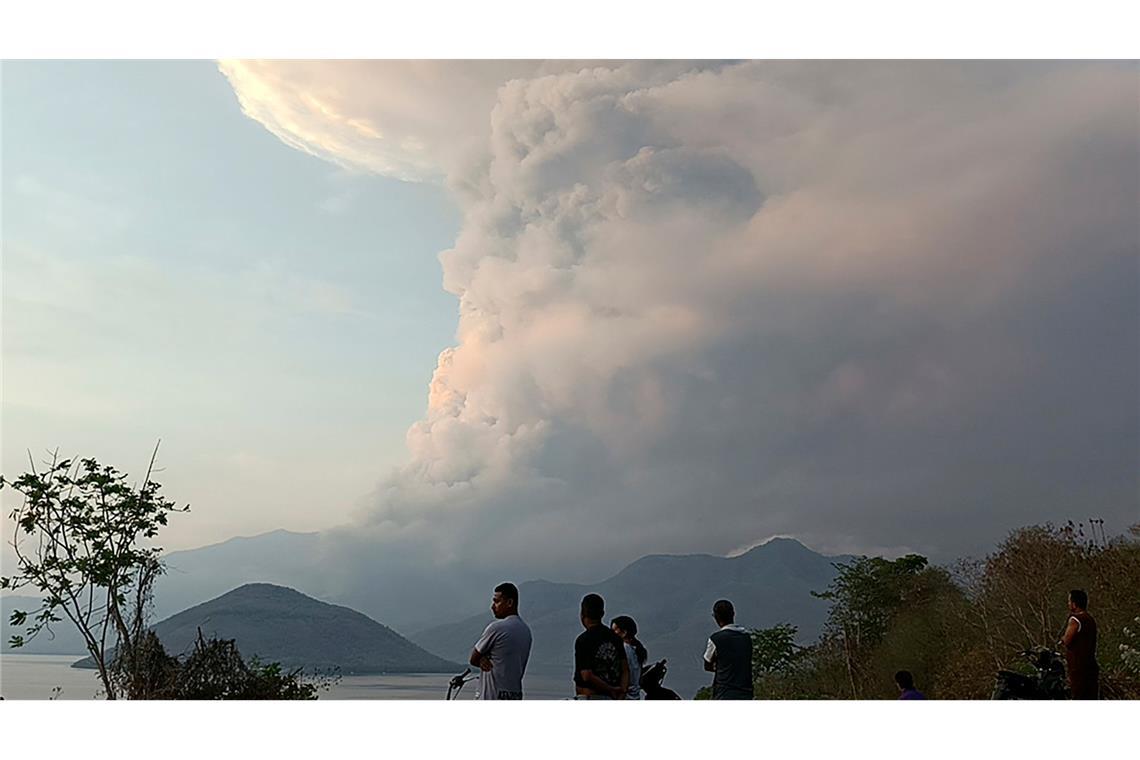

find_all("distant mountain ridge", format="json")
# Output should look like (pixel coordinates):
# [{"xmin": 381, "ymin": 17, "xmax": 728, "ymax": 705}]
[
  {"xmin": 412, "ymin": 537, "xmax": 850, "ymax": 697},
  {"xmin": 153, "ymin": 529, "xmax": 493, "ymax": 633},
  {"xmin": 73, "ymin": 583, "xmax": 460, "ymax": 675},
  {"xmin": 153, "ymin": 530, "xmax": 324, "ymax": 620}
]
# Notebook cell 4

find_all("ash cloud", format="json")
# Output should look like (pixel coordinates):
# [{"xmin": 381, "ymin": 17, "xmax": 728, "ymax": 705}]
[{"xmin": 224, "ymin": 61, "xmax": 1139, "ymax": 578}]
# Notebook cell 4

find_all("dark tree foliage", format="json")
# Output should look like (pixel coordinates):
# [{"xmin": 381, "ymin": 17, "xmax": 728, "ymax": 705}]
[
  {"xmin": 96, "ymin": 628, "xmax": 330, "ymax": 700},
  {"xmin": 112, "ymin": 629, "xmax": 181, "ymax": 699},
  {"xmin": 172, "ymin": 628, "xmax": 325, "ymax": 700}
]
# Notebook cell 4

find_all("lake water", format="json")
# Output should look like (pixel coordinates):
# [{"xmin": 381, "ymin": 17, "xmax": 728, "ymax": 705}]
[{"xmin": 0, "ymin": 654, "xmax": 577, "ymax": 700}]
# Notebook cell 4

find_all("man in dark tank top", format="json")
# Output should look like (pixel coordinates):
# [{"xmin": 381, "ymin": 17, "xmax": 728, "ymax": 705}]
[
  {"xmin": 1058, "ymin": 589, "xmax": 1099, "ymax": 700},
  {"xmin": 702, "ymin": 599, "xmax": 754, "ymax": 700}
]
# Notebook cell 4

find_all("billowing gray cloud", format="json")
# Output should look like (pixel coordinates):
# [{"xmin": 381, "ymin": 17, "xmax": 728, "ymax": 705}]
[{"xmin": 226, "ymin": 61, "xmax": 1138, "ymax": 579}]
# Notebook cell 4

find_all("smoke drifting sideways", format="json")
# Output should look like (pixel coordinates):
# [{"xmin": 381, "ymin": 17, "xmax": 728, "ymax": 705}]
[{"xmin": 221, "ymin": 60, "xmax": 1139, "ymax": 583}]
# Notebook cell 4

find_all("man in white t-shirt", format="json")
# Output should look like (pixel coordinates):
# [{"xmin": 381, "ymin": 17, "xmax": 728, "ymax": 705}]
[{"xmin": 469, "ymin": 582, "xmax": 533, "ymax": 700}]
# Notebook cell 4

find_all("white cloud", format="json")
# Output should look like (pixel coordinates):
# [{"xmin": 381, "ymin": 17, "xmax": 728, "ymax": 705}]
[{"xmin": 218, "ymin": 60, "xmax": 586, "ymax": 182}]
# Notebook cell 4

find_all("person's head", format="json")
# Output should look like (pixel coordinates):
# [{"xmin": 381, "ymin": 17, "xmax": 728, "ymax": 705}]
[
  {"xmin": 611, "ymin": 615, "xmax": 638, "ymax": 640},
  {"xmin": 580, "ymin": 593, "xmax": 605, "ymax": 627},
  {"xmin": 894, "ymin": 670, "xmax": 916, "ymax": 692},
  {"xmin": 491, "ymin": 582, "xmax": 519, "ymax": 619},
  {"xmin": 1068, "ymin": 589, "xmax": 1088, "ymax": 612},
  {"xmin": 712, "ymin": 599, "xmax": 735, "ymax": 626},
  {"xmin": 612, "ymin": 615, "xmax": 648, "ymax": 665}
]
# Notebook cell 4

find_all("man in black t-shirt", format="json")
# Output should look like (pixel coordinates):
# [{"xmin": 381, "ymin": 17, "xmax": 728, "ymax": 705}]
[{"xmin": 573, "ymin": 593, "xmax": 628, "ymax": 699}]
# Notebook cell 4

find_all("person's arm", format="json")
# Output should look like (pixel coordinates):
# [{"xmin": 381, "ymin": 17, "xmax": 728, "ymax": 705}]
[
  {"xmin": 471, "ymin": 623, "xmax": 497, "ymax": 671},
  {"xmin": 574, "ymin": 635, "xmax": 596, "ymax": 693},
  {"xmin": 1059, "ymin": 616, "xmax": 1080, "ymax": 649},
  {"xmin": 617, "ymin": 648, "xmax": 630, "ymax": 699},
  {"xmin": 469, "ymin": 648, "xmax": 492, "ymax": 670},
  {"xmin": 579, "ymin": 668, "xmax": 623, "ymax": 697},
  {"xmin": 703, "ymin": 638, "xmax": 717, "ymax": 672}
]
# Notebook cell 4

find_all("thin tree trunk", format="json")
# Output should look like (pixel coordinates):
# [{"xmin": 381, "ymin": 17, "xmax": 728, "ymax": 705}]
[{"xmin": 843, "ymin": 628, "xmax": 859, "ymax": 699}]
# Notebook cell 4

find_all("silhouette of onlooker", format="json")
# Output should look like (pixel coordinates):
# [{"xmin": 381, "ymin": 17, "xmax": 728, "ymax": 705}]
[
  {"xmin": 895, "ymin": 670, "xmax": 926, "ymax": 700},
  {"xmin": 573, "ymin": 593, "xmax": 628, "ymax": 699},
  {"xmin": 469, "ymin": 582, "xmax": 532, "ymax": 700},
  {"xmin": 611, "ymin": 615, "xmax": 647, "ymax": 700},
  {"xmin": 702, "ymin": 599, "xmax": 753, "ymax": 700},
  {"xmin": 1058, "ymin": 589, "xmax": 1099, "ymax": 699}
]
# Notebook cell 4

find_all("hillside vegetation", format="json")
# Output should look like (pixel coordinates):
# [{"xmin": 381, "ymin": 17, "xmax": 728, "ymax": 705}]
[{"xmin": 724, "ymin": 521, "xmax": 1140, "ymax": 699}]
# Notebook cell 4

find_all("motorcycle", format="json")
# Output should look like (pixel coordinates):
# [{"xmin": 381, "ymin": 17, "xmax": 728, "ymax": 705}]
[
  {"xmin": 991, "ymin": 646, "xmax": 1068, "ymax": 699},
  {"xmin": 640, "ymin": 658, "xmax": 681, "ymax": 700}
]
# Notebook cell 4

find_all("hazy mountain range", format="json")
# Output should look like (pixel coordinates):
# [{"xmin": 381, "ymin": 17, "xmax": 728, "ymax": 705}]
[
  {"xmin": 151, "ymin": 530, "xmax": 496, "ymax": 633},
  {"xmin": 4, "ymin": 530, "xmax": 851, "ymax": 696}
]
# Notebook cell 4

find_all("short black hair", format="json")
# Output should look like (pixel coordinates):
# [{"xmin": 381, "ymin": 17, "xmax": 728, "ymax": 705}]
[
  {"xmin": 894, "ymin": 670, "xmax": 915, "ymax": 690},
  {"xmin": 712, "ymin": 599, "xmax": 735, "ymax": 624},
  {"xmin": 1069, "ymin": 589, "xmax": 1088, "ymax": 609},
  {"xmin": 581, "ymin": 593, "xmax": 605, "ymax": 620},
  {"xmin": 495, "ymin": 582, "xmax": 519, "ymax": 605}
]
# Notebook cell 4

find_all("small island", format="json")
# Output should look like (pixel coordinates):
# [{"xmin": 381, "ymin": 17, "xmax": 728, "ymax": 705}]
[{"xmin": 72, "ymin": 583, "xmax": 460, "ymax": 675}]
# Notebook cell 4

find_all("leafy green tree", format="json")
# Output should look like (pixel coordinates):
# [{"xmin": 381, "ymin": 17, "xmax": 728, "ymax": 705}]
[
  {"xmin": 1, "ymin": 448, "xmax": 187, "ymax": 699},
  {"xmin": 751, "ymin": 622, "xmax": 803, "ymax": 676},
  {"xmin": 812, "ymin": 554, "xmax": 929, "ymax": 698},
  {"xmin": 748, "ymin": 623, "xmax": 843, "ymax": 699},
  {"xmin": 863, "ymin": 566, "xmax": 976, "ymax": 698}
]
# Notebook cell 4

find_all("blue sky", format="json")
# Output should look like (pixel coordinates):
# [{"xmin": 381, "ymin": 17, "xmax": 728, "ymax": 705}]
[{"xmin": 2, "ymin": 61, "xmax": 461, "ymax": 547}]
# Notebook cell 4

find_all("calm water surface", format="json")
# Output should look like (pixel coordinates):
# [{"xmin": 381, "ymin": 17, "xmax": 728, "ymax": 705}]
[{"xmin": 0, "ymin": 654, "xmax": 575, "ymax": 700}]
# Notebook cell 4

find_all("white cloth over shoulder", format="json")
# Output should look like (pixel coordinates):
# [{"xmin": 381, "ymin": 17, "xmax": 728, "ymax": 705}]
[{"xmin": 704, "ymin": 623, "xmax": 749, "ymax": 662}]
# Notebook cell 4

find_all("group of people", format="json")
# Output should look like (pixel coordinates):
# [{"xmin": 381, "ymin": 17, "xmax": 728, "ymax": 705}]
[
  {"xmin": 468, "ymin": 582, "xmax": 756, "ymax": 700},
  {"xmin": 468, "ymin": 583, "xmax": 1101, "ymax": 701}
]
